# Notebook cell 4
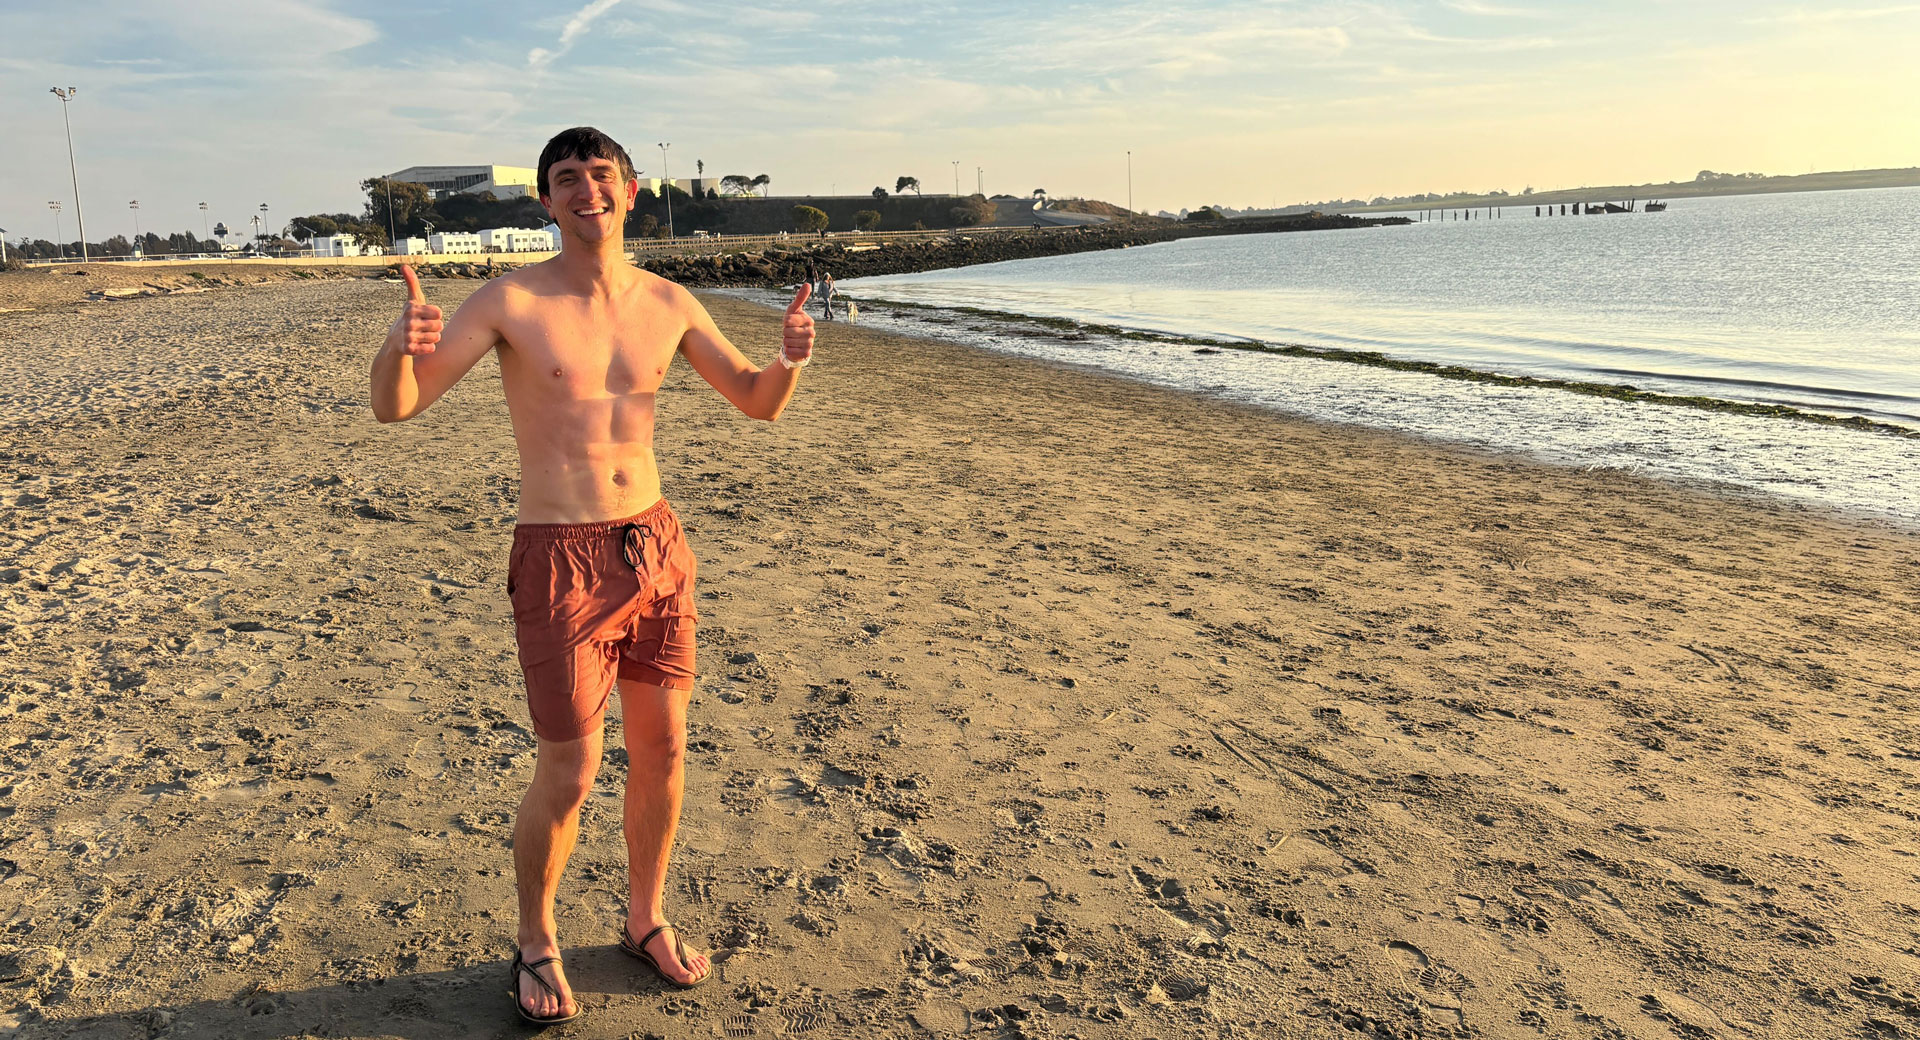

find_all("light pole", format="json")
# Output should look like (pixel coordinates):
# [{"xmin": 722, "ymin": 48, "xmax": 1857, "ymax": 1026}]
[
  {"xmin": 976, "ymin": 166, "xmax": 983, "ymax": 196},
  {"xmin": 129, "ymin": 200, "xmax": 141, "ymax": 256},
  {"xmin": 258, "ymin": 203, "xmax": 270, "ymax": 252},
  {"xmin": 383, "ymin": 177, "xmax": 397, "ymax": 249},
  {"xmin": 952, "ymin": 161, "xmax": 959, "ymax": 196},
  {"xmin": 50, "ymin": 87, "xmax": 88, "ymax": 262},
  {"xmin": 48, "ymin": 201, "xmax": 63, "ymax": 260},
  {"xmin": 199, "ymin": 203, "xmax": 210, "ymax": 252},
  {"xmin": 1, "ymin": 229, "xmax": 8, "ymax": 266},
  {"xmin": 1127, "ymin": 150, "xmax": 1133, "ymax": 216},
  {"xmin": 657, "ymin": 142, "xmax": 673, "ymax": 238}
]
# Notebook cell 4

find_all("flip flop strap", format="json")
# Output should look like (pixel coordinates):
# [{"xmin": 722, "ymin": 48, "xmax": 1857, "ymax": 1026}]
[
  {"xmin": 516, "ymin": 954, "xmax": 565, "ymax": 999},
  {"xmin": 637, "ymin": 923, "xmax": 672, "ymax": 954}
]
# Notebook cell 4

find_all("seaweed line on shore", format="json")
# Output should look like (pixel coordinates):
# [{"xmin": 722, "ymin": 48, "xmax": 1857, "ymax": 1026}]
[{"xmin": 843, "ymin": 295, "xmax": 1920, "ymax": 440}]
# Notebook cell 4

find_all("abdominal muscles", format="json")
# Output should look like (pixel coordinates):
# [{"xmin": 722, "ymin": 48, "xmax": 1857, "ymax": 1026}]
[{"xmin": 510, "ymin": 389, "xmax": 664, "ymax": 523}]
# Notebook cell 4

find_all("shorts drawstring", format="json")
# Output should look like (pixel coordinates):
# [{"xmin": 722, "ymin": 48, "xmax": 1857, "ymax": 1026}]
[{"xmin": 620, "ymin": 522, "xmax": 654, "ymax": 571}]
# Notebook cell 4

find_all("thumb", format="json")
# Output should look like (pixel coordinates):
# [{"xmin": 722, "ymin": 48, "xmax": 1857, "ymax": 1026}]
[
  {"xmin": 787, "ymin": 283, "xmax": 811, "ymax": 313},
  {"xmin": 399, "ymin": 264, "xmax": 424, "ymax": 304}
]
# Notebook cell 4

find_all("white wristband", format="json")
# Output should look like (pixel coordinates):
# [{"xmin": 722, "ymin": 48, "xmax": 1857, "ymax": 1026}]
[{"xmin": 779, "ymin": 351, "xmax": 811, "ymax": 370}]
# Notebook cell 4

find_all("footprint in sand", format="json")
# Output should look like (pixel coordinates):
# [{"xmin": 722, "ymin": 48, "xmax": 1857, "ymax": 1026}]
[{"xmin": 1387, "ymin": 940, "xmax": 1470, "ymax": 997}]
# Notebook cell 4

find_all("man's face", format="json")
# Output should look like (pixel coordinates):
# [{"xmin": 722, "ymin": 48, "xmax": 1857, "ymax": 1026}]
[{"xmin": 541, "ymin": 155, "xmax": 638, "ymax": 243}]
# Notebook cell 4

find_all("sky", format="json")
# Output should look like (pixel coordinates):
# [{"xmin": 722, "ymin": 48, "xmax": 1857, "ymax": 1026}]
[{"xmin": 2, "ymin": 0, "xmax": 1918, "ymax": 242}]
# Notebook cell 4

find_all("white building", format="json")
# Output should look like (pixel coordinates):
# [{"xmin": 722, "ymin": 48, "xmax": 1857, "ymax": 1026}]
[
  {"xmin": 312, "ymin": 233, "xmax": 361, "ymax": 258},
  {"xmin": 393, "ymin": 237, "xmax": 427, "ymax": 256},
  {"xmin": 387, "ymin": 165, "xmax": 538, "ymax": 200},
  {"xmin": 428, "ymin": 231, "xmax": 483, "ymax": 254},
  {"xmin": 479, "ymin": 227, "xmax": 554, "ymax": 253}
]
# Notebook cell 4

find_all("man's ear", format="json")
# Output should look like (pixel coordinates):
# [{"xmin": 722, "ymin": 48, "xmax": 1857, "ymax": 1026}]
[
  {"xmin": 538, "ymin": 193, "xmax": 553, "ymax": 219},
  {"xmin": 625, "ymin": 178, "xmax": 639, "ymax": 206}
]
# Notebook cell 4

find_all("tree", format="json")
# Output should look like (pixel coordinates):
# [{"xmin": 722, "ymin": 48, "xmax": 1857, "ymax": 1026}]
[
  {"xmin": 361, "ymin": 177, "xmax": 433, "ymax": 237},
  {"xmin": 791, "ymin": 205, "xmax": 829, "ymax": 232},
  {"xmin": 1185, "ymin": 206, "xmax": 1223, "ymax": 221},
  {"xmin": 854, "ymin": 209, "xmax": 882, "ymax": 231},
  {"xmin": 896, "ymin": 175, "xmax": 920, "ymax": 195},
  {"xmin": 294, "ymin": 214, "xmax": 342, "ymax": 237},
  {"xmin": 872, "ymin": 186, "xmax": 888, "ymax": 199},
  {"xmin": 721, "ymin": 174, "xmax": 756, "ymax": 196},
  {"xmin": 1032, "ymin": 188, "xmax": 1046, "ymax": 198},
  {"xmin": 633, "ymin": 213, "xmax": 661, "ymax": 238},
  {"xmin": 696, "ymin": 159, "xmax": 705, "ymax": 178},
  {"xmin": 752, "ymin": 174, "xmax": 771, "ymax": 197}
]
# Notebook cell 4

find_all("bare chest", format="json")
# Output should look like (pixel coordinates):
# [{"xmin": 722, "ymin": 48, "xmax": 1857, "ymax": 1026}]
[{"xmin": 500, "ymin": 306, "xmax": 682, "ymax": 399}]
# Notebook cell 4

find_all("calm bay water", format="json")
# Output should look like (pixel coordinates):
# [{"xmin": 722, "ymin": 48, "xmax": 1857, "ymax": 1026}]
[{"xmin": 839, "ymin": 187, "xmax": 1920, "ymax": 522}]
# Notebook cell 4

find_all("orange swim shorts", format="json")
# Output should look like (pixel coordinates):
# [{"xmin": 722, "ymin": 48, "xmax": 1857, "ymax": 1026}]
[{"xmin": 506, "ymin": 498, "xmax": 698, "ymax": 742}]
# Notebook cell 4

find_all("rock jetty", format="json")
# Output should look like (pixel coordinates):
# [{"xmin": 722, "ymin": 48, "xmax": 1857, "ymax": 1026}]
[{"xmin": 395, "ymin": 213, "xmax": 1406, "ymax": 289}]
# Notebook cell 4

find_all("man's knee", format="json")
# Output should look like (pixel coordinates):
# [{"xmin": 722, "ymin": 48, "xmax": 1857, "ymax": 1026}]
[
  {"xmin": 533, "ymin": 737, "xmax": 600, "ymax": 808},
  {"xmin": 627, "ymin": 728, "xmax": 686, "ymax": 776}
]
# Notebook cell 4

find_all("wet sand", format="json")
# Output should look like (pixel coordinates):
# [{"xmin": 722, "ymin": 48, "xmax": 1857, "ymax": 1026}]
[{"xmin": 2, "ymin": 279, "xmax": 1917, "ymax": 1039}]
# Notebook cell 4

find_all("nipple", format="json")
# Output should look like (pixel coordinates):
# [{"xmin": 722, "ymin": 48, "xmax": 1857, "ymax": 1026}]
[{"xmin": 552, "ymin": 367, "xmax": 563, "ymax": 378}]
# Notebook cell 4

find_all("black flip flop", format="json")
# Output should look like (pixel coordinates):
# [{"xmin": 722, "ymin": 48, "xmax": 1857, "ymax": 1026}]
[
  {"xmin": 508, "ymin": 950, "xmax": 581, "ymax": 1027},
  {"xmin": 620, "ymin": 923, "xmax": 711, "ymax": 989}
]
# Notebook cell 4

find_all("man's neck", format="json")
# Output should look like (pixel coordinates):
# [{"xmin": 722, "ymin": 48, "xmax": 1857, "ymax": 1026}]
[{"xmin": 551, "ymin": 236, "xmax": 629, "ymax": 291}]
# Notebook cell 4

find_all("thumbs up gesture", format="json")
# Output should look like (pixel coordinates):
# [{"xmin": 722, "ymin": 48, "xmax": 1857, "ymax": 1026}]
[
  {"xmin": 781, "ymin": 283, "xmax": 815, "ymax": 368},
  {"xmin": 389, "ymin": 265, "xmax": 443, "ymax": 357}
]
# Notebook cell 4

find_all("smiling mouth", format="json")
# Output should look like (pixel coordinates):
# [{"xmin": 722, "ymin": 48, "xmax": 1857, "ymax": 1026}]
[{"xmin": 573, "ymin": 207, "xmax": 609, "ymax": 217}]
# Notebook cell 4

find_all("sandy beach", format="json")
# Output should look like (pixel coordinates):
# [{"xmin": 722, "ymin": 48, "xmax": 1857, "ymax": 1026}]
[{"xmin": 2, "ymin": 277, "xmax": 1918, "ymax": 1039}]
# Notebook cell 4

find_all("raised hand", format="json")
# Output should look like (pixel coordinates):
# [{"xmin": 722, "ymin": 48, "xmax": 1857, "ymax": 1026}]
[
  {"xmin": 782, "ymin": 283, "xmax": 815, "ymax": 367},
  {"xmin": 390, "ymin": 265, "xmax": 444, "ymax": 357}
]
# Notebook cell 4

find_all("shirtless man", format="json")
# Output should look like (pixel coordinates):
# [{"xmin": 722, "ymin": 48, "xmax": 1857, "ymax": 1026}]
[{"xmin": 369, "ymin": 126, "xmax": 815, "ymax": 1026}]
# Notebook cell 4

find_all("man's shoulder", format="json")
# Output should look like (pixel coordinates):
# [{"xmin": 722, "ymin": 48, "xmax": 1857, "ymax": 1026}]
[{"xmin": 625, "ymin": 266, "xmax": 695, "ymax": 311}]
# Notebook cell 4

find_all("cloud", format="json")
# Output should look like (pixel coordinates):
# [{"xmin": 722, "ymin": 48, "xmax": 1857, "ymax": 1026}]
[
  {"xmin": 1442, "ymin": 0, "xmax": 1544, "ymax": 15},
  {"xmin": 528, "ymin": 0, "xmax": 627, "ymax": 72},
  {"xmin": 1748, "ymin": 4, "xmax": 1920, "ymax": 23}
]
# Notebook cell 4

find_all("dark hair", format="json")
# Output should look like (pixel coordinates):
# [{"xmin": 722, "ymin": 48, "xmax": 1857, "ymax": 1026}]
[{"xmin": 536, "ymin": 127, "xmax": 635, "ymax": 197}]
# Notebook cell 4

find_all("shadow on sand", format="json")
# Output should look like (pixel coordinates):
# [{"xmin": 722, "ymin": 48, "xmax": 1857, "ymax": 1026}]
[{"xmin": 23, "ymin": 942, "xmax": 681, "ymax": 1040}]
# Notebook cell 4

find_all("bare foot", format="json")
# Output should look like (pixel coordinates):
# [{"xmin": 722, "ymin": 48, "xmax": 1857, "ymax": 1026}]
[
  {"xmin": 514, "ymin": 946, "xmax": 577, "ymax": 1021},
  {"xmin": 629, "ymin": 922, "xmax": 712, "ymax": 986}
]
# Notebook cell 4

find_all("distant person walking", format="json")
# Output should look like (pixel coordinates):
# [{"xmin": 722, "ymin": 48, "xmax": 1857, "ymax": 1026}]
[{"xmin": 818, "ymin": 271, "xmax": 836, "ymax": 321}]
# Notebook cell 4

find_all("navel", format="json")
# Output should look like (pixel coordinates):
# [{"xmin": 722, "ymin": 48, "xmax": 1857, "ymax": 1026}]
[{"xmin": 611, "ymin": 470, "xmax": 630, "ymax": 487}]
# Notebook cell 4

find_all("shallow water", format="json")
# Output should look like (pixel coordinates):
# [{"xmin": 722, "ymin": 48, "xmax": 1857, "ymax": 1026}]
[
  {"xmin": 847, "ymin": 187, "xmax": 1920, "ymax": 425},
  {"xmin": 833, "ymin": 188, "xmax": 1920, "ymax": 523}
]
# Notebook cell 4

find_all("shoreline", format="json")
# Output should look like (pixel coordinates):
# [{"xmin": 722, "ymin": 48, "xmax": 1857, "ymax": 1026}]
[
  {"xmin": 837, "ymin": 294, "xmax": 1919, "ymax": 439},
  {"xmin": 4, "ymin": 282, "xmax": 1918, "ymax": 1039}
]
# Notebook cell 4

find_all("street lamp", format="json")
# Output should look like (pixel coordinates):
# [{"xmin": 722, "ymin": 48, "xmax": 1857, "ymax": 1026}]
[
  {"xmin": 199, "ymin": 202, "xmax": 210, "ymax": 252},
  {"xmin": 382, "ymin": 177, "xmax": 397, "ymax": 249},
  {"xmin": 259, "ymin": 203, "xmax": 270, "ymax": 250},
  {"xmin": 1, "ymin": 228, "xmax": 8, "ymax": 266},
  {"xmin": 952, "ymin": 160, "xmax": 959, "ymax": 196},
  {"xmin": 129, "ymin": 200, "xmax": 140, "ymax": 256},
  {"xmin": 48, "ymin": 201, "xmax": 63, "ymax": 260},
  {"xmin": 658, "ymin": 142, "xmax": 673, "ymax": 238},
  {"xmin": 50, "ymin": 87, "xmax": 89, "ymax": 263},
  {"xmin": 976, "ymin": 166, "xmax": 983, "ymax": 196}
]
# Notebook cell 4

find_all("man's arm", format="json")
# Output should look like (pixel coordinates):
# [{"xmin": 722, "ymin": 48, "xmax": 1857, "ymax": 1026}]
[
  {"xmin": 370, "ymin": 266, "xmax": 506, "ymax": 424},
  {"xmin": 677, "ymin": 284, "xmax": 816, "ymax": 422}
]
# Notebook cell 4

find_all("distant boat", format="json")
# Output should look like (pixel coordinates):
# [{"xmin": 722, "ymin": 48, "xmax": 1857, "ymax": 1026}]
[{"xmin": 1645, "ymin": 201, "xmax": 1668, "ymax": 212}]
